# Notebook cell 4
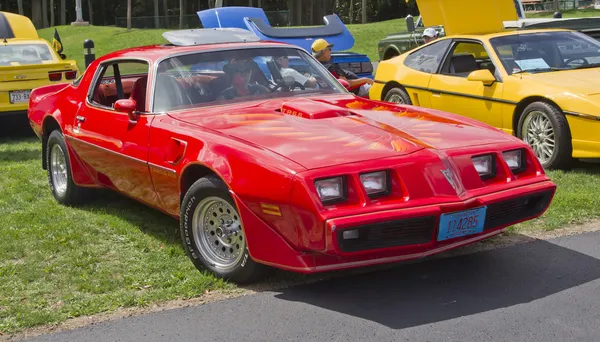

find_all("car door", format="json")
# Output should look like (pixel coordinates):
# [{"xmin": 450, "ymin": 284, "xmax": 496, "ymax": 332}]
[
  {"xmin": 67, "ymin": 59, "xmax": 161, "ymax": 207},
  {"xmin": 428, "ymin": 39, "xmax": 505, "ymax": 128}
]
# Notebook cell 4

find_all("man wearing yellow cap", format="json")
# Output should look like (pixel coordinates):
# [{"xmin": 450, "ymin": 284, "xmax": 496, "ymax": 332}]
[{"xmin": 311, "ymin": 38, "xmax": 373, "ymax": 97}]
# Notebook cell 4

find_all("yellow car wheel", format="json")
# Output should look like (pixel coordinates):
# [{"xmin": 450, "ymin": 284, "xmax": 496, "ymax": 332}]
[
  {"xmin": 384, "ymin": 87, "xmax": 412, "ymax": 105},
  {"xmin": 517, "ymin": 101, "xmax": 573, "ymax": 170}
]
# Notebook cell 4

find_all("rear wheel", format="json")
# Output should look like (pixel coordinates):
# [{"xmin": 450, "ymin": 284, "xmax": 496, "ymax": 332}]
[
  {"xmin": 517, "ymin": 101, "xmax": 573, "ymax": 169},
  {"xmin": 46, "ymin": 130, "xmax": 89, "ymax": 205},
  {"xmin": 180, "ymin": 175, "xmax": 270, "ymax": 284},
  {"xmin": 384, "ymin": 87, "xmax": 412, "ymax": 105}
]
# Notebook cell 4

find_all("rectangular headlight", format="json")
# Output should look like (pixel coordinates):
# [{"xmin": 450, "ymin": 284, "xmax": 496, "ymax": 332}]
[
  {"xmin": 360, "ymin": 170, "xmax": 389, "ymax": 197},
  {"xmin": 314, "ymin": 177, "xmax": 345, "ymax": 204},
  {"xmin": 502, "ymin": 149, "xmax": 525, "ymax": 172},
  {"xmin": 471, "ymin": 154, "xmax": 494, "ymax": 179}
]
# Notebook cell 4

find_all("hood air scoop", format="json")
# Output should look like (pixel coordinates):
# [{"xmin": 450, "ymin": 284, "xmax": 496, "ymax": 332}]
[{"xmin": 280, "ymin": 98, "xmax": 354, "ymax": 119}]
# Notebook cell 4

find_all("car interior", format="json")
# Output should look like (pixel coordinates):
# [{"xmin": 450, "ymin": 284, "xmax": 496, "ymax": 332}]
[{"xmin": 441, "ymin": 42, "xmax": 497, "ymax": 78}]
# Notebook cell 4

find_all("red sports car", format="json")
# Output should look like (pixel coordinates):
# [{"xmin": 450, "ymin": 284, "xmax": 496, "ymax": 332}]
[{"xmin": 28, "ymin": 28, "xmax": 556, "ymax": 283}]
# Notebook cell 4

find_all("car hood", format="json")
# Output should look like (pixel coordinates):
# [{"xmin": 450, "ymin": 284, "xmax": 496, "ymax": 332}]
[
  {"xmin": 169, "ymin": 95, "xmax": 517, "ymax": 170},
  {"xmin": 520, "ymin": 68, "xmax": 600, "ymax": 97}
]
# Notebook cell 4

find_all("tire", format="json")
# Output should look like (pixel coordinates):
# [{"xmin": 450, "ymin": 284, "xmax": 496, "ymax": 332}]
[
  {"xmin": 517, "ymin": 101, "xmax": 573, "ymax": 170},
  {"xmin": 180, "ymin": 175, "xmax": 270, "ymax": 284},
  {"xmin": 46, "ymin": 130, "xmax": 89, "ymax": 205},
  {"xmin": 384, "ymin": 87, "xmax": 412, "ymax": 105}
]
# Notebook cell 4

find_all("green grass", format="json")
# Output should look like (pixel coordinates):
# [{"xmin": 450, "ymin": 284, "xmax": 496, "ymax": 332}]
[
  {"xmin": 526, "ymin": 8, "xmax": 600, "ymax": 18},
  {"xmin": 0, "ymin": 12, "xmax": 596, "ymax": 334},
  {"xmin": 0, "ymin": 132, "xmax": 234, "ymax": 334}
]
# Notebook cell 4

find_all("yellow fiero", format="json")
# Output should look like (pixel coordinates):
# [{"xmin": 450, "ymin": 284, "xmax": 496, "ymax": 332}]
[
  {"xmin": 370, "ymin": 0, "xmax": 600, "ymax": 170},
  {"xmin": 0, "ymin": 11, "xmax": 79, "ymax": 119}
]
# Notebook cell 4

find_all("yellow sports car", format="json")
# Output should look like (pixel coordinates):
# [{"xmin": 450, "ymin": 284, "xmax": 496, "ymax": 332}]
[
  {"xmin": 370, "ymin": 0, "xmax": 600, "ymax": 169},
  {"xmin": 0, "ymin": 11, "xmax": 80, "ymax": 120}
]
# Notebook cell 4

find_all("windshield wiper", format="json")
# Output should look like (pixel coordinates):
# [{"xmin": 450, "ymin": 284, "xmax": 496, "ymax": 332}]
[
  {"xmin": 512, "ymin": 67, "xmax": 564, "ymax": 75},
  {"xmin": 571, "ymin": 62, "xmax": 600, "ymax": 70}
]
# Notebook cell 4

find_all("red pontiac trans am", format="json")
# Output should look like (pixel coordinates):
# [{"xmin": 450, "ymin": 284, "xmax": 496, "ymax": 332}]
[{"xmin": 28, "ymin": 28, "xmax": 556, "ymax": 283}]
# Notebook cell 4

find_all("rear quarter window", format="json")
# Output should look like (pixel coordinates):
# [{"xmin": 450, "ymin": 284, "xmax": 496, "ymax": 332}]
[{"xmin": 403, "ymin": 39, "xmax": 451, "ymax": 74}]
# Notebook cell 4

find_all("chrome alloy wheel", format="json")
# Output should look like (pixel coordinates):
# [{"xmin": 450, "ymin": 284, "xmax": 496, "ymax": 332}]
[
  {"xmin": 50, "ymin": 144, "xmax": 68, "ymax": 197},
  {"xmin": 192, "ymin": 197, "xmax": 245, "ymax": 270},
  {"xmin": 387, "ymin": 94, "xmax": 405, "ymax": 103},
  {"xmin": 522, "ymin": 110, "xmax": 555, "ymax": 165}
]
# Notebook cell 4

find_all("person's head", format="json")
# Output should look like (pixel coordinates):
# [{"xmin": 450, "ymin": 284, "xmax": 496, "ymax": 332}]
[
  {"xmin": 276, "ymin": 55, "xmax": 289, "ymax": 68},
  {"xmin": 422, "ymin": 28, "xmax": 438, "ymax": 44},
  {"xmin": 312, "ymin": 38, "xmax": 334, "ymax": 62},
  {"xmin": 224, "ymin": 61, "xmax": 253, "ymax": 88}
]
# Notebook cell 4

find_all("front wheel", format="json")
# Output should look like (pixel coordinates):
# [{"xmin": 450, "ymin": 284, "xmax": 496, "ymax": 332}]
[
  {"xmin": 180, "ymin": 175, "xmax": 270, "ymax": 284},
  {"xmin": 517, "ymin": 101, "xmax": 573, "ymax": 169},
  {"xmin": 384, "ymin": 87, "xmax": 412, "ymax": 105}
]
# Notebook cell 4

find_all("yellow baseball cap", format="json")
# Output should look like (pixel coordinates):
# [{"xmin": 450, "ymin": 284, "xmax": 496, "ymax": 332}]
[{"xmin": 311, "ymin": 38, "xmax": 334, "ymax": 53}]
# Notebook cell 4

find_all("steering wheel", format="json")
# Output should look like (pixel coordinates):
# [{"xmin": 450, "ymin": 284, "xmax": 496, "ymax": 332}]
[
  {"xmin": 564, "ymin": 57, "xmax": 588, "ymax": 67},
  {"xmin": 269, "ymin": 80, "xmax": 305, "ymax": 92}
]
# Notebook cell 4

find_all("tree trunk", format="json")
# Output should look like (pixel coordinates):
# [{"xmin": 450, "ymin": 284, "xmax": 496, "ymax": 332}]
[
  {"xmin": 42, "ymin": 0, "xmax": 49, "ymax": 28},
  {"xmin": 349, "ymin": 0, "xmax": 353, "ymax": 24},
  {"xmin": 361, "ymin": 0, "xmax": 366, "ymax": 23},
  {"xmin": 87, "ymin": 0, "xmax": 92, "ymax": 25},
  {"xmin": 127, "ymin": 0, "xmax": 131, "ymax": 30},
  {"xmin": 60, "ymin": 0, "xmax": 65, "ymax": 25},
  {"xmin": 32, "ymin": 0, "xmax": 42, "ymax": 28},
  {"xmin": 50, "ymin": 0, "xmax": 54, "ymax": 26},
  {"xmin": 179, "ymin": 0, "xmax": 183, "ymax": 29},
  {"xmin": 154, "ymin": 0, "xmax": 159, "ymax": 28},
  {"xmin": 17, "ymin": 0, "xmax": 24, "ymax": 15}
]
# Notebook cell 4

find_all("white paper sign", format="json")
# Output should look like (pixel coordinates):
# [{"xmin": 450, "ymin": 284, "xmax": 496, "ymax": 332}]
[{"xmin": 515, "ymin": 58, "xmax": 550, "ymax": 70}]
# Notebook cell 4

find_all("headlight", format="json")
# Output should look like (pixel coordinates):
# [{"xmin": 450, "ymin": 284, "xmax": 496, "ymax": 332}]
[
  {"xmin": 360, "ymin": 170, "xmax": 389, "ymax": 197},
  {"xmin": 472, "ymin": 154, "xmax": 495, "ymax": 179},
  {"xmin": 502, "ymin": 149, "xmax": 525, "ymax": 172},
  {"xmin": 314, "ymin": 177, "xmax": 345, "ymax": 204}
]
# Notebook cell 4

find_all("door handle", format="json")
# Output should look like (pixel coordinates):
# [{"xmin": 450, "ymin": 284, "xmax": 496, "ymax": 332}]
[{"xmin": 76, "ymin": 115, "xmax": 86, "ymax": 123}]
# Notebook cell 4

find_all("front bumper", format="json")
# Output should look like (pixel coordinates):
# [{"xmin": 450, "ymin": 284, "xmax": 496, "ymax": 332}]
[{"xmin": 239, "ymin": 180, "xmax": 555, "ymax": 273}]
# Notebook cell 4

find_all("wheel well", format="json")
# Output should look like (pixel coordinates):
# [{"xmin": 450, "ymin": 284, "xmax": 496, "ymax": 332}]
[
  {"xmin": 41, "ymin": 117, "xmax": 61, "ymax": 170},
  {"xmin": 512, "ymin": 97, "xmax": 562, "ymax": 137},
  {"xmin": 179, "ymin": 164, "xmax": 220, "ymax": 203},
  {"xmin": 383, "ymin": 48, "xmax": 399, "ymax": 60},
  {"xmin": 381, "ymin": 81, "xmax": 405, "ymax": 101}
]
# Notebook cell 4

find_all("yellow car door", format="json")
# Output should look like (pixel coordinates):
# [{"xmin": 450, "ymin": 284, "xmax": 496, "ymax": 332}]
[{"xmin": 427, "ymin": 40, "xmax": 505, "ymax": 128}]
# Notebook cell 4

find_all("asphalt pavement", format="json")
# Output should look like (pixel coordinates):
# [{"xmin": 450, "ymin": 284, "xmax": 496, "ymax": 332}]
[{"xmin": 24, "ymin": 230, "xmax": 600, "ymax": 342}]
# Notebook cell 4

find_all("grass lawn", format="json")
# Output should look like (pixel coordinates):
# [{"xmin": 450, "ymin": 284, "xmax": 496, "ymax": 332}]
[{"xmin": 1, "ymin": 11, "xmax": 600, "ymax": 335}]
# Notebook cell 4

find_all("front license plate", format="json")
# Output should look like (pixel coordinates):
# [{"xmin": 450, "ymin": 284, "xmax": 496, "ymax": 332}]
[
  {"xmin": 9, "ymin": 90, "xmax": 31, "ymax": 104},
  {"xmin": 437, "ymin": 206, "xmax": 487, "ymax": 241}
]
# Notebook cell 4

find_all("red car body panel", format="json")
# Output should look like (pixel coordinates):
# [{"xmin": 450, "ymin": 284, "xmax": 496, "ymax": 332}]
[{"xmin": 27, "ymin": 41, "xmax": 556, "ymax": 274}]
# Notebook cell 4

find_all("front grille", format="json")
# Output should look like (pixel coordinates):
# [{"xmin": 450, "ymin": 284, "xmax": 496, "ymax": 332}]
[
  {"xmin": 484, "ymin": 190, "xmax": 553, "ymax": 230},
  {"xmin": 337, "ymin": 216, "xmax": 436, "ymax": 253}
]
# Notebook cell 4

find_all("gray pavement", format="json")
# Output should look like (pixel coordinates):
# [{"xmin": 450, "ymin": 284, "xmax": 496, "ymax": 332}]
[{"xmin": 24, "ymin": 230, "xmax": 600, "ymax": 342}]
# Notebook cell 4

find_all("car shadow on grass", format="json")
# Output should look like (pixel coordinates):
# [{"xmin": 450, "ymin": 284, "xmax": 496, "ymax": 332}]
[{"xmin": 269, "ymin": 232, "xmax": 600, "ymax": 329}]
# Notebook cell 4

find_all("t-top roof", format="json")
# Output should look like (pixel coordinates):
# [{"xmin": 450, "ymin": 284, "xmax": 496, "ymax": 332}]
[{"xmin": 162, "ymin": 28, "xmax": 261, "ymax": 46}]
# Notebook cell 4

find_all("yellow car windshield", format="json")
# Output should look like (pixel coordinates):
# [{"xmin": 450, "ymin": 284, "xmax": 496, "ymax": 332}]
[{"xmin": 0, "ymin": 44, "xmax": 55, "ymax": 66}]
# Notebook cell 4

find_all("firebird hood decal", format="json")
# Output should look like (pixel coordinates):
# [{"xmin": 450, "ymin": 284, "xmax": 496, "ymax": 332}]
[{"xmin": 169, "ymin": 97, "xmax": 515, "ymax": 169}]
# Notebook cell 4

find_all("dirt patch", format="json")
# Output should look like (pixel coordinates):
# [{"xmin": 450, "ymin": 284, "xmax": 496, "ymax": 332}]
[{"xmin": 5, "ymin": 219, "xmax": 600, "ymax": 341}]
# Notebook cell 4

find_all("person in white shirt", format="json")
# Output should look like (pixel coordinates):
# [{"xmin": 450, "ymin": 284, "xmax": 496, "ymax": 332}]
[{"xmin": 275, "ymin": 56, "xmax": 318, "ymax": 88}]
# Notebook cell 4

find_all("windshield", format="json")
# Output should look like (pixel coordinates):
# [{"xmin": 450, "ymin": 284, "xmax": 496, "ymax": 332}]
[
  {"xmin": 0, "ymin": 43, "xmax": 55, "ymax": 66},
  {"xmin": 153, "ymin": 47, "xmax": 347, "ymax": 112},
  {"xmin": 490, "ymin": 31, "xmax": 600, "ymax": 75}
]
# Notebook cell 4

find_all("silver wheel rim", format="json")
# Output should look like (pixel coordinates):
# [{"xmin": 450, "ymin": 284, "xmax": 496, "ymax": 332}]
[
  {"xmin": 192, "ymin": 196, "xmax": 245, "ymax": 270},
  {"xmin": 387, "ymin": 93, "xmax": 405, "ymax": 104},
  {"xmin": 522, "ymin": 110, "xmax": 555, "ymax": 165},
  {"xmin": 50, "ymin": 144, "xmax": 68, "ymax": 197}
]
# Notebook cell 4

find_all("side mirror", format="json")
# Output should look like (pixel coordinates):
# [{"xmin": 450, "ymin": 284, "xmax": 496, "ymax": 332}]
[
  {"xmin": 60, "ymin": 53, "xmax": 67, "ymax": 60},
  {"xmin": 338, "ymin": 78, "xmax": 351, "ymax": 90},
  {"xmin": 406, "ymin": 15, "xmax": 415, "ymax": 32},
  {"xmin": 467, "ymin": 69, "xmax": 496, "ymax": 86},
  {"xmin": 114, "ymin": 99, "xmax": 138, "ymax": 122}
]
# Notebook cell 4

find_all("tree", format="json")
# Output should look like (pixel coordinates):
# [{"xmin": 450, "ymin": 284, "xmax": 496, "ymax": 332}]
[
  {"xmin": 553, "ymin": 0, "xmax": 559, "ymax": 10},
  {"xmin": 42, "ymin": 0, "xmax": 49, "ymax": 27},
  {"xmin": 361, "ymin": 0, "xmax": 366, "ymax": 23},
  {"xmin": 87, "ymin": 0, "xmax": 93, "ymax": 25},
  {"xmin": 154, "ymin": 0, "xmax": 159, "ymax": 28},
  {"xmin": 50, "ymin": 0, "xmax": 54, "ymax": 26},
  {"xmin": 179, "ymin": 0, "xmax": 183, "ymax": 29},
  {"xmin": 127, "ymin": 0, "xmax": 131, "ymax": 30},
  {"xmin": 17, "ymin": 0, "xmax": 23, "ymax": 15},
  {"xmin": 60, "ymin": 0, "xmax": 65, "ymax": 25}
]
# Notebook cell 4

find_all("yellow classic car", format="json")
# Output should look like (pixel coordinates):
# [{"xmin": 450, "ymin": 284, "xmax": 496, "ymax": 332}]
[
  {"xmin": 370, "ymin": 0, "xmax": 600, "ymax": 169},
  {"xmin": 0, "ymin": 11, "xmax": 80, "ymax": 120}
]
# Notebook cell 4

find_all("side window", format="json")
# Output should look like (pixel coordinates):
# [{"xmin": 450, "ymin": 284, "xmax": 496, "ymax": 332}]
[
  {"xmin": 441, "ymin": 41, "xmax": 496, "ymax": 78},
  {"xmin": 403, "ymin": 39, "xmax": 451, "ymax": 74},
  {"xmin": 88, "ymin": 60, "xmax": 149, "ymax": 112}
]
